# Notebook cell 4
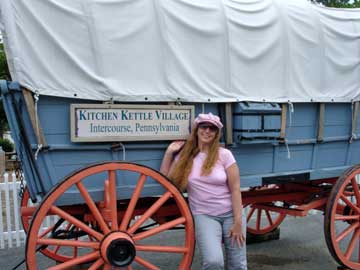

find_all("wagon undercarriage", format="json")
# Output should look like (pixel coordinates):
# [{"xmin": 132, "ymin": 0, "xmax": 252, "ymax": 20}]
[
  {"xmin": 17, "ymin": 162, "xmax": 360, "ymax": 270},
  {"xmin": 243, "ymin": 167, "xmax": 360, "ymax": 270}
]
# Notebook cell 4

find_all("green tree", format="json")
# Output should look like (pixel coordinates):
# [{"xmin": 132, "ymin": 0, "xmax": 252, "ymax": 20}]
[
  {"xmin": 313, "ymin": 0, "xmax": 360, "ymax": 8},
  {"xmin": 0, "ymin": 43, "xmax": 10, "ymax": 80},
  {"xmin": 0, "ymin": 43, "xmax": 10, "ymax": 137}
]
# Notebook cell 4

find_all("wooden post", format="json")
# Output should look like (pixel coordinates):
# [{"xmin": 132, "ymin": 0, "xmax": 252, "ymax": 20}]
[
  {"xmin": 0, "ymin": 147, "xmax": 5, "ymax": 176},
  {"xmin": 225, "ymin": 103, "xmax": 233, "ymax": 145},
  {"xmin": 317, "ymin": 103, "xmax": 325, "ymax": 142},
  {"xmin": 22, "ymin": 88, "xmax": 48, "ymax": 147},
  {"xmin": 279, "ymin": 104, "xmax": 288, "ymax": 141}
]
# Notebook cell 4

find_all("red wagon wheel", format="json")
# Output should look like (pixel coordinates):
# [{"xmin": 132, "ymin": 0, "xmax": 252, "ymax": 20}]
[
  {"xmin": 245, "ymin": 203, "xmax": 286, "ymax": 235},
  {"xmin": 21, "ymin": 187, "xmax": 80, "ymax": 262},
  {"xmin": 20, "ymin": 187, "xmax": 33, "ymax": 233},
  {"xmin": 325, "ymin": 164, "xmax": 360, "ymax": 270},
  {"xmin": 26, "ymin": 162, "xmax": 195, "ymax": 270}
]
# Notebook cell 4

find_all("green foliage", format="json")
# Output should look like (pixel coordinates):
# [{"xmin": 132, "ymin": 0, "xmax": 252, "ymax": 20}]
[
  {"xmin": 0, "ymin": 43, "xmax": 10, "ymax": 135},
  {"xmin": 314, "ymin": 0, "xmax": 360, "ymax": 8},
  {"xmin": 0, "ymin": 102, "xmax": 8, "ymax": 136},
  {"xmin": 0, "ymin": 43, "xmax": 10, "ymax": 80},
  {"xmin": 0, "ymin": 138, "xmax": 14, "ymax": 152}
]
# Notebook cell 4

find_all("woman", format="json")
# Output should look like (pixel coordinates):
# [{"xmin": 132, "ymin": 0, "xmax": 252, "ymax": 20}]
[{"xmin": 160, "ymin": 112, "xmax": 247, "ymax": 270}]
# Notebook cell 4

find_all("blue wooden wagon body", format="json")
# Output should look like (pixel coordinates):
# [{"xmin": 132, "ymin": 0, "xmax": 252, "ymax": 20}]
[{"xmin": 2, "ymin": 81, "xmax": 360, "ymax": 203}]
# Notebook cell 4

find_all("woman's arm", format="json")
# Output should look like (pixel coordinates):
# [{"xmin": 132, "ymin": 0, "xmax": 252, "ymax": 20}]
[
  {"xmin": 226, "ymin": 163, "xmax": 245, "ymax": 247},
  {"xmin": 160, "ymin": 151, "xmax": 175, "ymax": 176},
  {"xmin": 160, "ymin": 141, "xmax": 185, "ymax": 176}
]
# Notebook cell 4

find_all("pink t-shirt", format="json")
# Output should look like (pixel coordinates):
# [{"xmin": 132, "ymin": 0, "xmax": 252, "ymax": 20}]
[{"xmin": 186, "ymin": 147, "xmax": 236, "ymax": 216}]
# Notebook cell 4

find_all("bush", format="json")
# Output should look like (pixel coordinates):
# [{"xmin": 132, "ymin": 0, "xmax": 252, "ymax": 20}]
[
  {"xmin": 0, "ymin": 44, "xmax": 11, "ymax": 80},
  {"xmin": 0, "ymin": 138, "xmax": 14, "ymax": 152}
]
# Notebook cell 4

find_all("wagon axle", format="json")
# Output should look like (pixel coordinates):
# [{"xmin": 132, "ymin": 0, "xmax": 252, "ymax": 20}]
[{"xmin": 101, "ymin": 232, "xmax": 136, "ymax": 267}]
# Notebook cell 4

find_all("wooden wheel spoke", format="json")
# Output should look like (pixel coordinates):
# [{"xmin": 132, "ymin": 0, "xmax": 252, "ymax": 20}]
[
  {"xmin": 39, "ymin": 225, "xmax": 55, "ymax": 238},
  {"xmin": 351, "ymin": 178, "xmax": 360, "ymax": 205},
  {"xmin": 37, "ymin": 238, "xmax": 100, "ymax": 249},
  {"xmin": 265, "ymin": 210, "xmax": 273, "ymax": 226},
  {"xmin": 246, "ymin": 204, "xmax": 285, "ymax": 235},
  {"xmin": 52, "ymin": 222, "xmax": 72, "ymax": 255},
  {"xmin": 64, "ymin": 222, "xmax": 72, "ymax": 232},
  {"xmin": 73, "ymin": 246, "xmax": 77, "ymax": 258},
  {"xmin": 128, "ymin": 191, "xmax": 172, "ymax": 234},
  {"xmin": 88, "ymin": 258, "xmax": 104, "ymax": 270},
  {"xmin": 246, "ymin": 207, "xmax": 255, "ymax": 223},
  {"xmin": 48, "ymin": 251, "xmax": 99, "ymax": 270},
  {"xmin": 135, "ymin": 245, "xmax": 188, "ymax": 253},
  {"xmin": 340, "ymin": 195, "xmax": 360, "ymax": 214},
  {"xmin": 345, "ymin": 229, "xmax": 360, "ymax": 259},
  {"xmin": 335, "ymin": 215, "xmax": 360, "ymax": 221},
  {"xmin": 344, "ymin": 191, "xmax": 355, "ymax": 197},
  {"xmin": 133, "ymin": 217, "xmax": 185, "ymax": 241},
  {"xmin": 336, "ymin": 223, "xmax": 359, "ymax": 243},
  {"xmin": 120, "ymin": 174, "xmax": 147, "ymax": 231},
  {"xmin": 88, "ymin": 235, "xmax": 94, "ymax": 242},
  {"xmin": 134, "ymin": 256, "xmax": 160, "ymax": 270},
  {"xmin": 108, "ymin": 170, "xmax": 118, "ymax": 230},
  {"xmin": 73, "ymin": 228, "xmax": 78, "ymax": 258},
  {"xmin": 50, "ymin": 206, "xmax": 103, "ymax": 241},
  {"xmin": 256, "ymin": 209, "xmax": 262, "ymax": 230},
  {"xmin": 53, "ymin": 245, "xmax": 61, "ymax": 254},
  {"xmin": 76, "ymin": 182, "xmax": 110, "ymax": 234}
]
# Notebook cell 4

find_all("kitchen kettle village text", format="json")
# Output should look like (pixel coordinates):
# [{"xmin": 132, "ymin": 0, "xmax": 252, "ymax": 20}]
[{"xmin": 72, "ymin": 105, "xmax": 194, "ymax": 142}]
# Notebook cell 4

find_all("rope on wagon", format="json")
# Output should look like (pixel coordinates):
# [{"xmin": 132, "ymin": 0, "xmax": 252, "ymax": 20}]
[
  {"xmin": 33, "ymin": 90, "xmax": 42, "ymax": 160},
  {"xmin": 285, "ymin": 139, "xmax": 291, "ymax": 159},
  {"xmin": 350, "ymin": 101, "xmax": 359, "ymax": 143},
  {"xmin": 34, "ymin": 143, "xmax": 43, "ymax": 160},
  {"xmin": 287, "ymin": 101, "xmax": 294, "ymax": 127},
  {"xmin": 281, "ymin": 101, "xmax": 293, "ymax": 159},
  {"xmin": 120, "ymin": 142, "xmax": 126, "ymax": 160}
]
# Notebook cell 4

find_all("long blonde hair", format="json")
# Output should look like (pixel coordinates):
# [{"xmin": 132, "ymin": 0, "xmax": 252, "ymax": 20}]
[{"xmin": 170, "ymin": 126, "xmax": 221, "ymax": 191}]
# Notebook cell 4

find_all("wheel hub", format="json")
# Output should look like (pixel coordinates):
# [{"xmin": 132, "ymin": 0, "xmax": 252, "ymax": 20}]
[{"xmin": 101, "ymin": 232, "xmax": 136, "ymax": 267}]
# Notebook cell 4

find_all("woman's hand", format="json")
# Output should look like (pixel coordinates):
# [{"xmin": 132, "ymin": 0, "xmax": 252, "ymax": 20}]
[
  {"xmin": 165, "ymin": 141, "xmax": 185, "ymax": 155},
  {"xmin": 228, "ymin": 221, "xmax": 245, "ymax": 248},
  {"xmin": 161, "ymin": 141, "xmax": 185, "ymax": 176}
]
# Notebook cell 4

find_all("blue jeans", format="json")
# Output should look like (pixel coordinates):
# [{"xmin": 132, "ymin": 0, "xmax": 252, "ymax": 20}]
[{"xmin": 194, "ymin": 212, "xmax": 247, "ymax": 270}]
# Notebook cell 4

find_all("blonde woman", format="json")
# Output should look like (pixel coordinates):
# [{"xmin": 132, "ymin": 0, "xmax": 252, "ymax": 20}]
[{"xmin": 161, "ymin": 113, "xmax": 247, "ymax": 270}]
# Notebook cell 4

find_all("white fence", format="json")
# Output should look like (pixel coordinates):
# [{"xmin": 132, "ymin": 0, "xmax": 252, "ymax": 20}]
[
  {"xmin": 0, "ymin": 172, "xmax": 25, "ymax": 249},
  {"xmin": 0, "ymin": 172, "xmax": 67, "ymax": 251}
]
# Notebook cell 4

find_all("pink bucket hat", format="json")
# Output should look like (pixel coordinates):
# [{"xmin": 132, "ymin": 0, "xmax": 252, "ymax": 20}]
[{"xmin": 194, "ymin": 113, "xmax": 223, "ymax": 129}]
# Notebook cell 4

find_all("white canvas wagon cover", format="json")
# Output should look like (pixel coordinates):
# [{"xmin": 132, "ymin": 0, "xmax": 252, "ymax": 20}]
[{"xmin": 1, "ymin": 0, "xmax": 360, "ymax": 103}]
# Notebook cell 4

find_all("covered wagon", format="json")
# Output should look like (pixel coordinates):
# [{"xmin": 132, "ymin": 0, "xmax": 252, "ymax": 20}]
[{"xmin": 1, "ymin": 0, "xmax": 360, "ymax": 269}]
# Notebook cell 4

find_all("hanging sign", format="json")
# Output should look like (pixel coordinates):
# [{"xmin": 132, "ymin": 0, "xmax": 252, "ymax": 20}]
[{"xmin": 70, "ymin": 104, "xmax": 195, "ymax": 142}]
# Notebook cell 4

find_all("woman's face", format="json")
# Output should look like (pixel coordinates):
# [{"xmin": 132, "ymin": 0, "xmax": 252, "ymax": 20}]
[{"xmin": 196, "ymin": 122, "xmax": 218, "ymax": 145}]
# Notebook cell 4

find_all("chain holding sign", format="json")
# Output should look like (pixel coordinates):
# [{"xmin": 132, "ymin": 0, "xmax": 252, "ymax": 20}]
[{"xmin": 70, "ymin": 104, "xmax": 195, "ymax": 142}]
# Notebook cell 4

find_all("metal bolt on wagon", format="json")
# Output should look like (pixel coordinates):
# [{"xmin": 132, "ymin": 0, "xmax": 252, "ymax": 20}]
[{"xmin": 1, "ymin": 0, "xmax": 360, "ymax": 269}]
